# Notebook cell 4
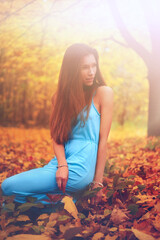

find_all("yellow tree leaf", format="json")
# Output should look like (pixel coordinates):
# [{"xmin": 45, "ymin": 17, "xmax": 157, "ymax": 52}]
[{"xmin": 61, "ymin": 196, "xmax": 78, "ymax": 219}]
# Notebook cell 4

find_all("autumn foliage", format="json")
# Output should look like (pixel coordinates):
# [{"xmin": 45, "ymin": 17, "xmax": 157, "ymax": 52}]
[{"xmin": 0, "ymin": 127, "xmax": 160, "ymax": 240}]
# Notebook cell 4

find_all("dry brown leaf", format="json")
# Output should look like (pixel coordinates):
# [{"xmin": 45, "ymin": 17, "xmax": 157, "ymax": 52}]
[
  {"xmin": 115, "ymin": 198, "xmax": 126, "ymax": 208},
  {"xmin": 0, "ymin": 172, "xmax": 8, "ymax": 183},
  {"xmin": 45, "ymin": 220, "xmax": 56, "ymax": 228},
  {"xmin": 63, "ymin": 227, "xmax": 82, "ymax": 240},
  {"xmin": 48, "ymin": 212, "xmax": 59, "ymax": 221},
  {"xmin": 132, "ymin": 227, "xmax": 156, "ymax": 240},
  {"xmin": 59, "ymin": 223, "xmax": 73, "ymax": 234},
  {"xmin": 137, "ymin": 212, "xmax": 150, "ymax": 222},
  {"xmin": 6, "ymin": 234, "xmax": 51, "ymax": 240},
  {"xmin": 154, "ymin": 201, "xmax": 160, "ymax": 213},
  {"xmin": 16, "ymin": 215, "xmax": 30, "ymax": 221},
  {"xmin": 0, "ymin": 230, "xmax": 8, "ymax": 240},
  {"xmin": 61, "ymin": 196, "xmax": 78, "ymax": 219},
  {"xmin": 92, "ymin": 232, "xmax": 104, "ymax": 240},
  {"xmin": 6, "ymin": 226, "xmax": 21, "ymax": 235},
  {"xmin": 37, "ymin": 214, "xmax": 49, "ymax": 221},
  {"xmin": 110, "ymin": 205, "xmax": 129, "ymax": 224},
  {"xmin": 133, "ymin": 219, "xmax": 153, "ymax": 233},
  {"xmin": 152, "ymin": 214, "xmax": 160, "ymax": 232},
  {"xmin": 104, "ymin": 234, "xmax": 118, "ymax": 240},
  {"xmin": 37, "ymin": 220, "xmax": 45, "ymax": 226},
  {"xmin": 109, "ymin": 227, "xmax": 118, "ymax": 232}
]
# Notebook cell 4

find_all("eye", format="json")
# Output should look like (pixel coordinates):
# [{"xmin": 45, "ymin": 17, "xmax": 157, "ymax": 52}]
[
  {"xmin": 92, "ymin": 63, "xmax": 97, "ymax": 68},
  {"xmin": 81, "ymin": 65, "xmax": 89, "ymax": 70}
]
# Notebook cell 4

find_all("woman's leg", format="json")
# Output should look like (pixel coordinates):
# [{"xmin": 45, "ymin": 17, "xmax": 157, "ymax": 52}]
[{"xmin": 1, "ymin": 161, "xmax": 61, "ymax": 204}]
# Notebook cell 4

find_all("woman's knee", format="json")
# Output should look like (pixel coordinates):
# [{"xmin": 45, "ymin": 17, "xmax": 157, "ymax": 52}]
[{"xmin": 1, "ymin": 178, "xmax": 13, "ymax": 196}]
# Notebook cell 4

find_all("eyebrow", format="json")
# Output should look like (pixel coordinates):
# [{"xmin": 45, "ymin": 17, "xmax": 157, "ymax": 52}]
[{"xmin": 81, "ymin": 62, "xmax": 97, "ymax": 67}]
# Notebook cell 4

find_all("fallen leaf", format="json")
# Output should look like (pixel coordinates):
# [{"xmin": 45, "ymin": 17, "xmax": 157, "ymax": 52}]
[
  {"xmin": 109, "ymin": 227, "xmax": 118, "ymax": 232},
  {"xmin": 92, "ymin": 232, "xmax": 104, "ymax": 240},
  {"xmin": 137, "ymin": 212, "xmax": 150, "ymax": 222},
  {"xmin": 63, "ymin": 227, "xmax": 82, "ymax": 240},
  {"xmin": 37, "ymin": 214, "xmax": 49, "ymax": 220},
  {"xmin": 6, "ymin": 234, "xmax": 51, "ymax": 240},
  {"xmin": 61, "ymin": 196, "xmax": 78, "ymax": 219},
  {"xmin": 110, "ymin": 205, "xmax": 129, "ymax": 224},
  {"xmin": 16, "ymin": 215, "xmax": 30, "ymax": 221},
  {"xmin": 152, "ymin": 214, "xmax": 160, "ymax": 232},
  {"xmin": 132, "ymin": 227, "xmax": 156, "ymax": 240},
  {"xmin": 104, "ymin": 234, "xmax": 118, "ymax": 240},
  {"xmin": 45, "ymin": 220, "xmax": 57, "ymax": 228},
  {"xmin": 0, "ymin": 230, "xmax": 8, "ymax": 240},
  {"xmin": 48, "ymin": 212, "xmax": 59, "ymax": 221},
  {"xmin": 104, "ymin": 209, "xmax": 112, "ymax": 217},
  {"xmin": 58, "ymin": 215, "xmax": 72, "ymax": 223},
  {"xmin": 37, "ymin": 220, "xmax": 45, "ymax": 226},
  {"xmin": 154, "ymin": 201, "xmax": 160, "ymax": 213}
]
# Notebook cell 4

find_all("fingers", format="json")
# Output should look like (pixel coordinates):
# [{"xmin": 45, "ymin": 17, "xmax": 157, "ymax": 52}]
[
  {"xmin": 90, "ymin": 190, "xmax": 103, "ymax": 205},
  {"xmin": 56, "ymin": 168, "xmax": 68, "ymax": 193},
  {"xmin": 56, "ymin": 177, "xmax": 68, "ymax": 192},
  {"xmin": 56, "ymin": 178, "xmax": 62, "ymax": 191},
  {"xmin": 91, "ymin": 197, "xmax": 100, "ymax": 205},
  {"xmin": 62, "ymin": 179, "xmax": 67, "ymax": 193}
]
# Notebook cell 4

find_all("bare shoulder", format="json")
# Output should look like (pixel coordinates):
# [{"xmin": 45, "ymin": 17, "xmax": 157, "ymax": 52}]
[{"xmin": 97, "ymin": 86, "xmax": 114, "ymax": 105}]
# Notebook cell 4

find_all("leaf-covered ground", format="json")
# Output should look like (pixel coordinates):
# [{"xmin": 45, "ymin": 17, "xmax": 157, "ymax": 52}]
[{"xmin": 0, "ymin": 127, "xmax": 160, "ymax": 240}]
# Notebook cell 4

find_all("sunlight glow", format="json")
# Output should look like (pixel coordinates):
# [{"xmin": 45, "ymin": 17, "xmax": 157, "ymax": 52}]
[{"xmin": 0, "ymin": 0, "xmax": 150, "ymax": 50}]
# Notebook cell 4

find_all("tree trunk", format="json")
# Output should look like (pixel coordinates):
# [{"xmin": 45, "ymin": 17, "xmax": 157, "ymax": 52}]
[
  {"xmin": 21, "ymin": 80, "xmax": 27, "ymax": 125},
  {"xmin": 147, "ymin": 64, "xmax": 160, "ymax": 136},
  {"xmin": 107, "ymin": 0, "xmax": 160, "ymax": 136}
]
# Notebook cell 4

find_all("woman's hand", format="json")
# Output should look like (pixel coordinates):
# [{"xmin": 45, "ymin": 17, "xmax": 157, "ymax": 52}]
[
  {"xmin": 90, "ymin": 182, "xmax": 103, "ymax": 205},
  {"xmin": 56, "ymin": 166, "xmax": 69, "ymax": 193}
]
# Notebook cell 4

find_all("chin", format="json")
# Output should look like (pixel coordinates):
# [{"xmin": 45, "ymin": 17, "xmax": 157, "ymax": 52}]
[
  {"xmin": 84, "ymin": 81, "xmax": 94, "ymax": 86},
  {"xmin": 83, "ymin": 83, "xmax": 94, "ymax": 91}
]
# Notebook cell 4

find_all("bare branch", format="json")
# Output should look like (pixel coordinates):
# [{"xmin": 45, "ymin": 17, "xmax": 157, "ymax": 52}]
[
  {"xmin": 89, "ymin": 36, "xmax": 129, "ymax": 48},
  {"xmin": 5, "ymin": 0, "xmax": 83, "ymax": 49},
  {"xmin": 139, "ymin": 0, "xmax": 160, "ymax": 54},
  {"xmin": 107, "ymin": 0, "xmax": 151, "ymax": 66},
  {"xmin": 0, "ymin": 0, "xmax": 37, "ymax": 24},
  {"xmin": 106, "ymin": 36, "xmax": 129, "ymax": 48}
]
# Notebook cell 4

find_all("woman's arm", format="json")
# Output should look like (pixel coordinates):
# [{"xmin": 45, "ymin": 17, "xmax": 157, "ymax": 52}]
[
  {"xmin": 52, "ymin": 140, "xmax": 67, "ymax": 165},
  {"xmin": 52, "ymin": 140, "xmax": 69, "ymax": 193},
  {"xmin": 91, "ymin": 86, "xmax": 114, "ymax": 203},
  {"xmin": 51, "ymin": 93, "xmax": 68, "ymax": 193}
]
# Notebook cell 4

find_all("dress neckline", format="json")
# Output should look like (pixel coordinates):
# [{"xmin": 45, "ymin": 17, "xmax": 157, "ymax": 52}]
[
  {"xmin": 82, "ymin": 89, "xmax": 100, "ymax": 116},
  {"xmin": 92, "ymin": 99, "xmax": 101, "ymax": 116}
]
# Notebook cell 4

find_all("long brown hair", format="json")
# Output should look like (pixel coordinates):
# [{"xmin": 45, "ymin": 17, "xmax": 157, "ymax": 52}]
[{"xmin": 50, "ymin": 43, "xmax": 106, "ymax": 144}]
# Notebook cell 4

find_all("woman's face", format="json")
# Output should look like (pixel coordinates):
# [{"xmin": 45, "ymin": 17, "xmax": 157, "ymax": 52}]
[{"xmin": 80, "ymin": 54, "xmax": 97, "ymax": 87}]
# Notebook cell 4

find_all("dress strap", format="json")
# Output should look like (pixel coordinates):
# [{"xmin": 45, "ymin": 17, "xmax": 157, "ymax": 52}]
[{"xmin": 92, "ymin": 90, "xmax": 96, "ymax": 105}]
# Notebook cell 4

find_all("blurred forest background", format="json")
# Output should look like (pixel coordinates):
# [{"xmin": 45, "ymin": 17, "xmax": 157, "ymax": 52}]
[
  {"xmin": 1, "ymin": 2, "xmax": 160, "ymax": 238},
  {"xmin": 0, "ymin": 0, "xmax": 159, "ymax": 138}
]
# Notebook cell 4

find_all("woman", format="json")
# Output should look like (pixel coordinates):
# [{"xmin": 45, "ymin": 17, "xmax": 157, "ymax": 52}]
[{"xmin": 1, "ymin": 43, "xmax": 113, "ymax": 206}]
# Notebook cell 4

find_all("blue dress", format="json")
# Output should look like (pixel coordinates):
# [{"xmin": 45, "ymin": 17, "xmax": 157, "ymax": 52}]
[{"xmin": 1, "ymin": 96, "xmax": 100, "ymax": 204}]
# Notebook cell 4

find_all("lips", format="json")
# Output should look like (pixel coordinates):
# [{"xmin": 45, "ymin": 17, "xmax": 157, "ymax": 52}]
[{"xmin": 86, "ymin": 78, "xmax": 94, "ymax": 81}]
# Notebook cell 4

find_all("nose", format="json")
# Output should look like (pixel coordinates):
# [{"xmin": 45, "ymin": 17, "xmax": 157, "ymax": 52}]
[{"xmin": 89, "ymin": 67, "xmax": 94, "ymax": 75}]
